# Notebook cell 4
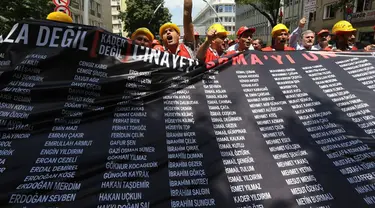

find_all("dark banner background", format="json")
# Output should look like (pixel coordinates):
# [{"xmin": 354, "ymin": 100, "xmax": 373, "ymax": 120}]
[{"xmin": 1, "ymin": 20, "xmax": 375, "ymax": 208}]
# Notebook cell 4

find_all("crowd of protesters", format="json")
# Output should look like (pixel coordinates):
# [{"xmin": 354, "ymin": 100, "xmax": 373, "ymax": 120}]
[
  {"xmin": 128, "ymin": 0, "xmax": 375, "ymax": 63},
  {"xmin": 45, "ymin": 0, "xmax": 375, "ymax": 64}
]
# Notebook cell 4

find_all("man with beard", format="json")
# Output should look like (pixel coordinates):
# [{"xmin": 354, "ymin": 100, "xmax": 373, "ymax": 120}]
[
  {"xmin": 158, "ymin": 0, "xmax": 194, "ymax": 58},
  {"xmin": 226, "ymin": 26, "xmax": 256, "ymax": 54},
  {"xmin": 331, "ymin": 20, "xmax": 358, "ymax": 51},
  {"xmin": 131, "ymin": 27, "xmax": 154, "ymax": 48},
  {"xmin": 313, "ymin": 29, "xmax": 332, "ymax": 51},
  {"xmin": 262, "ymin": 24, "xmax": 295, "ymax": 51},
  {"xmin": 196, "ymin": 23, "xmax": 229, "ymax": 63}
]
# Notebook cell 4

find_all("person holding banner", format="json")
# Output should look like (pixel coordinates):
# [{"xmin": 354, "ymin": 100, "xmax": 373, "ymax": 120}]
[
  {"xmin": 196, "ymin": 23, "xmax": 229, "ymax": 63},
  {"xmin": 158, "ymin": 0, "xmax": 195, "ymax": 59},
  {"xmin": 131, "ymin": 27, "xmax": 154, "ymax": 48},
  {"xmin": 262, "ymin": 24, "xmax": 295, "ymax": 51}
]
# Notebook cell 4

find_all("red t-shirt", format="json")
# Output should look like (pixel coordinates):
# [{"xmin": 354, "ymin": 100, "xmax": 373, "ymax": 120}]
[
  {"xmin": 262, "ymin": 46, "xmax": 295, "ymax": 51},
  {"xmin": 164, "ymin": 43, "xmax": 194, "ymax": 59},
  {"xmin": 204, "ymin": 48, "xmax": 220, "ymax": 63}
]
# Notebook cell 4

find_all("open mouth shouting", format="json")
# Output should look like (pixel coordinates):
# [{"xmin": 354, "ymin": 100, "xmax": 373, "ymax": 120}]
[{"xmin": 167, "ymin": 35, "xmax": 173, "ymax": 44}]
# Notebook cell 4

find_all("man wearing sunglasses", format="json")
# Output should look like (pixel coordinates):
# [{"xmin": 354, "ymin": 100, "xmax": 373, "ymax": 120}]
[
  {"xmin": 196, "ymin": 23, "xmax": 229, "ymax": 63},
  {"xmin": 131, "ymin": 27, "xmax": 154, "ymax": 48}
]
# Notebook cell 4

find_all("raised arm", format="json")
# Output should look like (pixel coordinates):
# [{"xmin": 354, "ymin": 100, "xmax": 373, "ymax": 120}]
[{"xmin": 183, "ymin": 0, "xmax": 194, "ymax": 44}]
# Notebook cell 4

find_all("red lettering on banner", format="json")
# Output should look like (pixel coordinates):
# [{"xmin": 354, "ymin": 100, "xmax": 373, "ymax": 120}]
[
  {"xmin": 302, "ymin": 53, "xmax": 318, "ymax": 61},
  {"xmin": 251, "ymin": 54, "xmax": 263, "ymax": 65},
  {"xmin": 285, "ymin": 54, "xmax": 295, "ymax": 64},
  {"xmin": 319, "ymin": 52, "xmax": 336, "ymax": 59},
  {"xmin": 232, "ymin": 54, "xmax": 247, "ymax": 65},
  {"xmin": 270, "ymin": 55, "xmax": 283, "ymax": 64}
]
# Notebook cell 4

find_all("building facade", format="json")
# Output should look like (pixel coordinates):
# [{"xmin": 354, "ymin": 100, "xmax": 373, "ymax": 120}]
[
  {"xmin": 236, "ymin": 4, "xmax": 270, "ymax": 45},
  {"xmin": 193, "ymin": 0, "xmax": 236, "ymax": 35},
  {"xmin": 235, "ymin": 0, "xmax": 304, "ymax": 45},
  {"xmin": 110, "ymin": 0, "xmax": 127, "ymax": 37},
  {"xmin": 70, "ymin": 0, "xmax": 112, "ymax": 31},
  {"xmin": 309, "ymin": 0, "xmax": 375, "ymax": 44}
]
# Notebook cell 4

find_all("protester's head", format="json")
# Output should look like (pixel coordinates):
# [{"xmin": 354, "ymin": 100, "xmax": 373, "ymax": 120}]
[
  {"xmin": 236, "ymin": 26, "xmax": 256, "ymax": 51},
  {"xmin": 271, "ymin": 24, "xmax": 289, "ymax": 46},
  {"xmin": 152, "ymin": 39, "xmax": 161, "ymax": 47},
  {"xmin": 332, "ymin": 20, "xmax": 357, "ymax": 46},
  {"xmin": 317, "ymin": 29, "xmax": 331, "ymax": 46},
  {"xmin": 252, "ymin": 38, "xmax": 263, "ymax": 50},
  {"xmin": 301, "ymin": 30, "xmax": 315, "ymax": 49},
  {"xmin": 131, "ymin": 28, "xmax": 154, "ymax": 47},
  {"xmin": 159, "ymin": 23, "xmax": 181, "ymax": 48},
  {"xmin": 207, "ymin": 23, "xmax": 229, "ymax": 55},
  {"xmin": 46, "ymin": 12, "xmax": 73, "ymax": 23}
]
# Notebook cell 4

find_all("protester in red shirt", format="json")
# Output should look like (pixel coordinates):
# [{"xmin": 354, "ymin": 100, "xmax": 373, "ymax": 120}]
[
  {"xmin": 262, "ymin": 24, "xmax": 295, "ymax": 51},
  {"xmin": 131, "ymin": 27, "xmax": 154, "ymax": 48},
  {"xmin": 196, "ymin": 23, "xmax": 229, "ymax": 63},
  {"xmin": 159, "ymin": 0, "xmax": 195, "ymax": 58},
  {"xmin": 226, "ymin": 26, "xmax": 256, "ymax": 55}
]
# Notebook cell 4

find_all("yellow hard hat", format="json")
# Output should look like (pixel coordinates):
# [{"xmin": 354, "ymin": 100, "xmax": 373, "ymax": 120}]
[
  {"xmin": 159, "ymin": 23, "xmax": 180, "ymax": 38},
  {"xmin": 332, "ymin": 20, "xmax": 356, "ymax": 35},
  {"xmin": 46, "ymin": 12, "xmax": 73, "ymax": 23},
  {"xmin": 271, "ymin": 24, "xmax": 289, "ymax": 37},
  {"xmin": 131, "ymin": 27, "xmax": 154, "ymax": 41},
  {"xmin": 207, "ymin": 23, "xmax": 229, "ymax": 36}
]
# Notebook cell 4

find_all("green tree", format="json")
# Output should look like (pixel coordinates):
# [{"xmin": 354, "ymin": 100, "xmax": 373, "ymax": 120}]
[
  {"xmin": 0, "ymin": 0, "xmax": 55, "ymax": 34},
  {"xmin": 119, "ymin": 0, "xmax": 172, "ymax": 37},
  {"xmin": 235, "ymin": 0, "xmax": 281, "ymax": 27}
]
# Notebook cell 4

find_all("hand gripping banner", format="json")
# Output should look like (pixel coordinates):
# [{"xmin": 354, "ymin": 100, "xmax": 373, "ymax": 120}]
[{"xmin": 1, "ymin": 19, "xmax": 375, "ymax": 208}]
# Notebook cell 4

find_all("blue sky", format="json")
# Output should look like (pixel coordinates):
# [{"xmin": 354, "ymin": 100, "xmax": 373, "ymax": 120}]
[{"xmin": 164, "ymin": 0, "xmax": 206, "ymax": 25}]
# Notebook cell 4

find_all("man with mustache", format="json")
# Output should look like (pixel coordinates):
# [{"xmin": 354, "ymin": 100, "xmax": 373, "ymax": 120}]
[
  {"xmin": 262, "ymin": 24, "xmax": 295, "ymax": 51},
  {"xmin": 227, "ymin": 26, "xmax": 255, "ymax": 54},
  {"xmin": 313, "ymin": 29, "xmax": 332, "ymax": 51},
  {"xmin": 131, "ymin": 28, "xmax": 154, "ymax": 48},
  {"xmin": 158, "ymin": 0, "xmax": 194, "ymax": 58},
  {"xmin": 331, "ymin": 20, "xmax": 358, "ymax": 51},
  {"xmin": 226, "ymin": 26, "xmax": 256, "ymax": 54},
  {"xmin": 196, "ymin": 23, "xmax": 229, "ymax": 63}
]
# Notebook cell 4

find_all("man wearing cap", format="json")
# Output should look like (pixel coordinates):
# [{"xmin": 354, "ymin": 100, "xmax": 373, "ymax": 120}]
[
  {"xmin": 331, "ymin": 20, "xmax": 357, "ymax": 51},
  {"xmin": 227, "ymin": 26, "xmax": 256, "ymax": 53},
  {"xmin": 196, "ymin": 23, "xmax": 229, "ymax": 63},
  {"xmin": 131, "ymin": 27, "xmax": 154, "ymax": 48},
  {"xmin": 262, "ymin": 24, "xmax": 295, "ymax": 51},
  {"xmin": 313, "ymin": 29, "xmax": 332, "ymax": 50},
  {"xmin": 159, "ymin": 0, "xmax": 194, "ymax": 58}
]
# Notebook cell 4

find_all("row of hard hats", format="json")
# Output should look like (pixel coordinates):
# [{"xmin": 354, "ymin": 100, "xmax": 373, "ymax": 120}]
[
  {"xmin": 46, "ymin": 12, "xmax": 364, "ymax": 41},
  {"xmin": 271, "ymin": 20, "xmax": 357, "ymax": 37}
]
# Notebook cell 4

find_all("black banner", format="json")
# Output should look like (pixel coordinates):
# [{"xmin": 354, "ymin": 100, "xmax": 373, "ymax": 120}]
[{"xmin": 1, "ymin": 19, "xmax": 375, "ymax": 208}]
